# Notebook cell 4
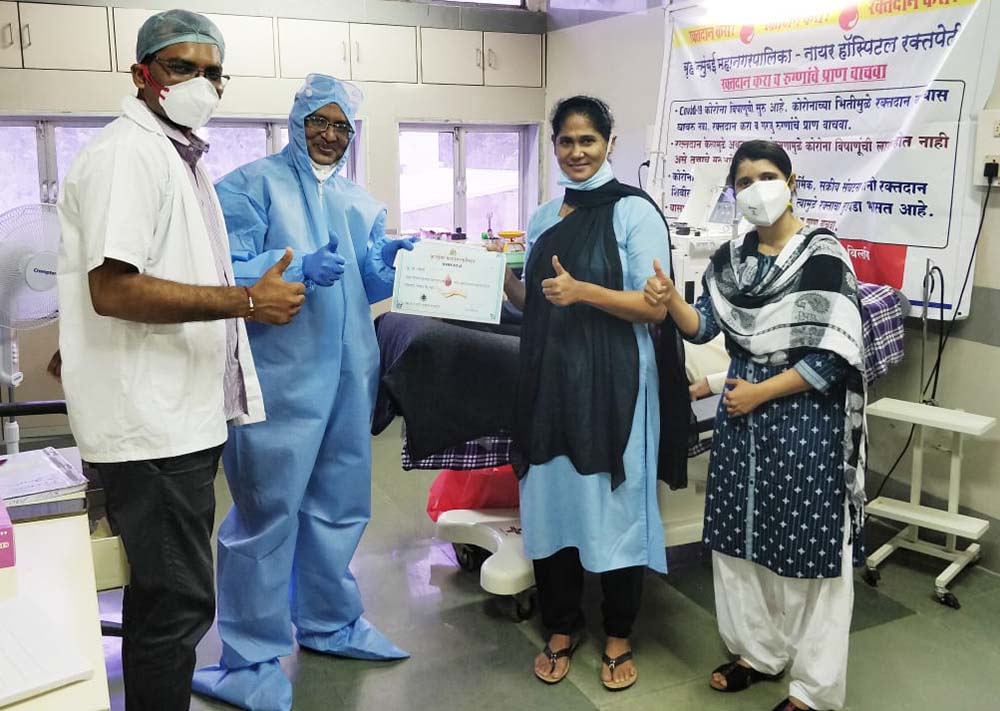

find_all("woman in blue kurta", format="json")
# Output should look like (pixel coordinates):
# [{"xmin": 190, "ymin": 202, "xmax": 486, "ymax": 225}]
[
  {"xmin": 503, "ymin": 96, "xmax": 671, "ymax": 692},
  {"xmin": 645, "ymin": 141, "xmax": 865, "ymax": 711}
]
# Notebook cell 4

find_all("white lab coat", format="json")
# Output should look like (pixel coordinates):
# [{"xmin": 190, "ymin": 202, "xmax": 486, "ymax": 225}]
[{"xmin": 57, "ymin": 96, "xmax": 264, "ymax": 464}]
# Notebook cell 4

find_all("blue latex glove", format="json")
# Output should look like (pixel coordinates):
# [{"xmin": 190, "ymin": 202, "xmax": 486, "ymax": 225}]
[
  {"xmin": 302, "ymin": 236, "xmax": 346, "ymax": 287},
  {"xmin": 381, "ymin": 237, "xmax": 419, "ymax": 269}
]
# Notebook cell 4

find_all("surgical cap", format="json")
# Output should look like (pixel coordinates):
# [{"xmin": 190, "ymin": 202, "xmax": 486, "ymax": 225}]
[{"xmin": 136, "ymin": 9, "xmax": 225, "ymax": 63}]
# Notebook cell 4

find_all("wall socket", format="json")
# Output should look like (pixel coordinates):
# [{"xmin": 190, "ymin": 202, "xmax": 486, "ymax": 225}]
[{"xmin": 974, "ymin": 109, "xmax": 1000, "ymax": 186}]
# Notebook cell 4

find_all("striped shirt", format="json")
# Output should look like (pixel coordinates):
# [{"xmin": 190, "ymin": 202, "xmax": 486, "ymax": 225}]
[{"xmin": 158, "ymin": 118, "xmax": 248, "ymax": 421}]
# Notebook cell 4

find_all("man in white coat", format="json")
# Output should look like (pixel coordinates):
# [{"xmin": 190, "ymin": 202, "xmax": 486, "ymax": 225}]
[{"xmin": 56, "ymin": 10, "xmax": 305, "ymax": 710}]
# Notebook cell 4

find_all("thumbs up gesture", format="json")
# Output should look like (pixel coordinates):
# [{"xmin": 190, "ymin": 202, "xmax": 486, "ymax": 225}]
[
  {"xmin": 541, "ymin": 254, "xmax": 581, "ymax": 306},
  {"xmin": 302, "ymin": 237, "xmax": 346, "ymax": 287},
  {"xmin": 248, "ymin": 248, "xmax": 307, "ymax": 325},
  {"xmin": 643, "ymin": 258, "xmax": 675, "ymax": 308}
]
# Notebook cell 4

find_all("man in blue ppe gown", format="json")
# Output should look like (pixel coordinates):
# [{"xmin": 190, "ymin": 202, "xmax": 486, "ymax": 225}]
[{"xmin": 192, "ymin": 74, "xmax": 415, "ymax": 711}]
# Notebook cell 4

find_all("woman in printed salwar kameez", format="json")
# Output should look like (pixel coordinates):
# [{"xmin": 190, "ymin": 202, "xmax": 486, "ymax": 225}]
[{"xmin": 644, "ymin": 140, "xmax": 866, "ymax": 711}]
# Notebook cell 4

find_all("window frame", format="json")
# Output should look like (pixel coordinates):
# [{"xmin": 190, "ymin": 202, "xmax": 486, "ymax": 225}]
[{"xmin": 398, "ymin": 122, "xmax": 533, "ymax": 232}]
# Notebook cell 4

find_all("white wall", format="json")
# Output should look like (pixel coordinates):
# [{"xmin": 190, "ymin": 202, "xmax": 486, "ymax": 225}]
[{"xmin": 543, "ymin": 6, "xmax": 666, "ymax": 201}]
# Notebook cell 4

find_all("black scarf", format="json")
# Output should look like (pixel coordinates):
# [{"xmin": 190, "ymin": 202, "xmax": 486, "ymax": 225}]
[{"xmin": 514, "ymin": 179, "xmax": 691, "ymax": 490}]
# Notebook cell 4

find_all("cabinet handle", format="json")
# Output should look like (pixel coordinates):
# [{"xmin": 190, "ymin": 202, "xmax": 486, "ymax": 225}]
[
  {"xmin": 49, "ymin": 180, "xmax": 59, "ymax": 204},
  {"xmin": 40, "ymin": 180, "xmax": 48, "ymax": 203},
  {"xmin": 475, "ymin": 48, "xmax": 482, "ymax": 68},
  {"xmin": 354, "ymin": 40, "xmax": 360, "ymax": 63},
  {"xmin": 487, "ymin": 49, "xmax": 496, "ymax": 69},
  {"xmin": 20, "ymin": 23, "xmax": 30, "ymax": 49},
  {"xmin": 2, "ymin": 23, "xmax": 13, "ymax": 49},
  {"xmin": 342, "ymin": 40, "xmax": 347, "ymax": 63}
]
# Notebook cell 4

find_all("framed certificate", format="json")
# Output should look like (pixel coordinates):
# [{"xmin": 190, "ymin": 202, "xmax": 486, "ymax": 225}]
[{"xmin": 390, "ymin": 240, "xmax": 507, "ymax": 324}]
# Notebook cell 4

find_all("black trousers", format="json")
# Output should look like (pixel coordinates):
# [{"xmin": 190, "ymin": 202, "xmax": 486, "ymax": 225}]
[
  {"xmin": 532, "ymin": 547, "xmax": 645, "ymax": 639},
  {"xmin": 96, "ymin": 444, "xmax": 223, "ymax": 711}
]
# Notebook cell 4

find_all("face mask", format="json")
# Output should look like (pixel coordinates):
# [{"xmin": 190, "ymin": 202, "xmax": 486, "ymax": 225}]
[
  {"xmin": 556, "ymin": 139, "xmax": 615, "ymax": 190},
  {"xmin": 310, "ymin": 158, "xmax": 336, "ymax": 183},
  {"xmin": 735, "ymin": 178, "xmax": 791, "ymax": 227},
  {"xmin": 143, "ymin": 66, "xmax": 220, "ymax": 130}
]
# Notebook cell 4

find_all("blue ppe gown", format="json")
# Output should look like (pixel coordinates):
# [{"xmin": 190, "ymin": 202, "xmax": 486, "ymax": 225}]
[{"xmin": 192, "ymin": 75, "xmax": 407, "ymax": 711}]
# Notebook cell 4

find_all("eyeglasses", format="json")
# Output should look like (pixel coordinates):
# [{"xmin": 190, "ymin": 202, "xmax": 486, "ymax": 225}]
[
  {"xmin": 304, "ymin": 115, "xmax": 355, "ymax": 139},
  {"xmin": 152, "ymin": 57, "xmax": 230, "ymax": 87}
]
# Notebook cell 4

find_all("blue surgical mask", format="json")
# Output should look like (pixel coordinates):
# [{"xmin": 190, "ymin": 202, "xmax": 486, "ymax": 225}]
[{"xmin": 556, "ymin": 140, "xmax": 615, "ymax": 190}]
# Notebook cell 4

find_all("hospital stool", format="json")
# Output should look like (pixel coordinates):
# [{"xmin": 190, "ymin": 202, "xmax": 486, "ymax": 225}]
[{"xmin": 863, "ymin": 397, "xmax": 995, "ymax": 609}]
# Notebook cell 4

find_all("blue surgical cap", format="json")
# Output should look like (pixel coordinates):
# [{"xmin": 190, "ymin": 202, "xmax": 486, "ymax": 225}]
[
  {"xmin": 286, "ymin": 74, "xmax": 364, "ymax": 179},
  {"xmin": 136, "ymin": 9, "xmax": 225, "ymax": 63}
]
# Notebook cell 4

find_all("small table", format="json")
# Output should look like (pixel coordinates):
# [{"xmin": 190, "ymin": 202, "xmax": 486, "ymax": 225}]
[
  {"xmin": 0, "ymin": 512, "xmax": 111, "ymax": 710},
  {"xmin": 864, "ymin": 397, "xmax": 995, "ymax": 608}
]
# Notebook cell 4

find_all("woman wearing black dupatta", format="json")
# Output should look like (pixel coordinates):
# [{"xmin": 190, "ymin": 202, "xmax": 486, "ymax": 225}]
[
  {"xmin": 503, "ymin": 97, "xmax": 674, "ymax": 692},
  {"xmin": 645, "ymin": 141, "xmax": 865, "ymax": 711}
]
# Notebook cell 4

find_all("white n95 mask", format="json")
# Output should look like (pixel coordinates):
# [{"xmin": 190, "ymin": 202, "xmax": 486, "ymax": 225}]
[
  {"xmin": 736, "ymin": 179, "xmax": 791, "ymax": 227},
  {"xmin": 160, "ymin": 77, "xmax": 220, "ymax": 130}
]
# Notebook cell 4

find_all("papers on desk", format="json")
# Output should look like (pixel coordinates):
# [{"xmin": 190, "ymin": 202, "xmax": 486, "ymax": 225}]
[
  {"xmin": 0, "ymin": 598, "xmax": 93, "ymax": 707},
  {"xmin": 0, "ymin": 448, "xmax": 87, "ymax": 506}
]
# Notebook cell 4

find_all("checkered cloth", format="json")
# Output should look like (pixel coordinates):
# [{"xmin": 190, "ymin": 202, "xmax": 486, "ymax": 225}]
[
  {"xmin": 859, "ymin": 282, "xmax": 906, "ymax": 385},
  {"xmin": 402, "ymin": 431, "xmax": 712, "ymax": 471},
  {"xmin": 401, "ymin": 434, "xmax": 514, "ymax": 471}
]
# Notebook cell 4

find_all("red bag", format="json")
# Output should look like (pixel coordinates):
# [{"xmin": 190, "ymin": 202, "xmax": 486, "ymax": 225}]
[{"xmin": 425, "ymin": 465, "xmax": 520, "ymax": 522}]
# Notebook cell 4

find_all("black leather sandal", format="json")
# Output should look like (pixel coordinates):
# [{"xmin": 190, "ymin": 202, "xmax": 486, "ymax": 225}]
[
  {"xmin": 771, "ymin": 698, "xmax": 816, "ymax": 711},
  {"xmin": 534, "ymin": 636, "xmax": 583, "ymax": 685},
  {"xmin": 601, "ymin": 649, "xmax": 637, "ymax": 691},
  {"xmin": 710, "ymin": 660, "xmax": 783, "ymax": 692}
]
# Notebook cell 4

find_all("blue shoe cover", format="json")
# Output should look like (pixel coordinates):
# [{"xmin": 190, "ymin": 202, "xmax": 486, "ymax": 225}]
[
  {"xmin": 192, "ymin": 659, "xmax": 292, "ymax": 711},
  {"xmin": 297, "ymin": 616, "xmax": 409, "ymax": 660}
]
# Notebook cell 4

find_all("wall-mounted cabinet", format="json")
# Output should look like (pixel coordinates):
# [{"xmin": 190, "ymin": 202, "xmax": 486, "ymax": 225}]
[
  {"xmin": 0, "ymin": 2, "xmax": 21, "ymax": 69},
  {"xmin": 15, "ymin": 3, "xmax": 110, "ymax": 71},
  {"xmin": 348, "ymin": 23, "xmax": 416, "ymax": 83},
  {"xmin": 113, "ymin": 8, "xmax": 275, "ymax": 77},
  {"xmin": 420, "ymin": 28, "xmax": 483, "ymax": 86},
  {"xmin": 484, "ymin": 32, "xmax": 542, "ymax": 88},
  {"xmin": 278, "ymin": 18, "xmax": 351, "ymax": 80}
]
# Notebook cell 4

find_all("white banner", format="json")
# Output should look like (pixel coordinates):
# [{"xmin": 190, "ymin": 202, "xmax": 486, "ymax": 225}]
[{"xmin": 652, "ymin": 0, "xmax": 1000, "ymax": 316}]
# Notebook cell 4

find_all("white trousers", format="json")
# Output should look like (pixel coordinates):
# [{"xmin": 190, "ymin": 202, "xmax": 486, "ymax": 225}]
[{"xmin": 712, "ymin": 503, "xmax": 854, "ymax": 710}]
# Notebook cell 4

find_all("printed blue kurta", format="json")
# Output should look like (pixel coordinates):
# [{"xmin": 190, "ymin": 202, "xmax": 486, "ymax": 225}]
[{"xmin": 690, "ymin": 256, "xmax": 863, "ymax": 578}]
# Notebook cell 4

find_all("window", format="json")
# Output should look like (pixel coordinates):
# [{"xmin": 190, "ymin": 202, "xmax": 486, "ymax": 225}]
[
  {"xmin": 436, "ymin": 0, "xmax": 523, "ymax": 5},
  {"xmin": 0, "ymin": 123, "xmax": 41, "ymax": 216},
  {"xmin": 199, "ymin": 123, "xmax": 268, "ymax": 182},
  {"xmin": 0, "ymin": 116, "xmax": 363, "ymax": 220},
  {"xmin": 399, "ymin": 124, "xmax": 534, "ymax": 235}
]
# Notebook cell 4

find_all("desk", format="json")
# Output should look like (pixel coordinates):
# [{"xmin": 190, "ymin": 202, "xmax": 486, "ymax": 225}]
[{"xmin": 0, "ymin": 512, "xmax": 110, "ymax": 710}]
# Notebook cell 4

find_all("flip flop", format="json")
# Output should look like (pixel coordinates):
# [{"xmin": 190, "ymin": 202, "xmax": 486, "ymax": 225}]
[
  {"xmin": 534, "ymin": 636, "xmax": 583, "ymax": 685},
  {"xmin": 710, "ymin": 660, "xmax": 784, "ymax": 692},
  {"xmin": 601, "ymin": 649, "xmax": 637, "ymax": 691}
]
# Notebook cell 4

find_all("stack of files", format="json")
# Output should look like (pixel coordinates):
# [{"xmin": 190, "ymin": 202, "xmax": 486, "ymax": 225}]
[
  {"xmin": 0, "ymin": 448, "xmax": 88, "ymax": 522},
  {"xmin": 0, "ymin": 598, "xmax": 94, "ymax": 707}
]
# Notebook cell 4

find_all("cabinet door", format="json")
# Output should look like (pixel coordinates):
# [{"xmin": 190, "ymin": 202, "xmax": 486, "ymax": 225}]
[
  {"xmin": 484, "ymin": 32, "xmax": 541, "ymax": 88},
  {"xmin": 113, "ymin": 7, "xmax": 156, "ymax": 71},
  {"xmin": 19, "ymin": 3, "xmax": 110, "ymax": 71},
  {"xmin": 0, "ymin": 2, "xmax": 21, "ymax": 69},
  {"xmin": 113, "ymin": 8, "xmax": 274, "ymax": 77},
  {"xmin": 420, "ymin": 28, "xmax": 482, "ymax": 86},
  {"xmin": 349, "ymin": 23, "xmax": 416, "ymax": 83},
  {"xmin": 204, "ymin": 13, "xmax": 274, "ymax": 78},
  {"xmin": 278, "ymin": 18, "xmax": 350, "ymax": 80}
]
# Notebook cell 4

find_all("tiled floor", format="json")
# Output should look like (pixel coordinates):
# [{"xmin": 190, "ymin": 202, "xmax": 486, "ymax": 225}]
[{"xmin": 97, "ymin": 424, "xmax": 1000, "ymax": 710}]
